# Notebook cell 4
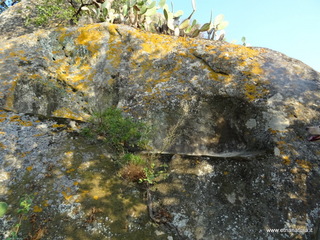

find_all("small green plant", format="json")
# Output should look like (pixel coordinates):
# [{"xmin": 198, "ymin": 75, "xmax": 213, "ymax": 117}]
[
  {"xmin": 0, "ymin": 201, "xmax": 8, "ymax": 217},
  {"xmin": 5, "ymin": 194, "xmax": 34, "ymax": 240},
  {"xmin": 139, "ymin": 162, "xmax": 168, "ymax": 184},
  {"xmin": 121, "ymin": 153, "xmax": 146, "ymax": 165},
  {"xmin": 82, "ymin": 107, "xmax": 150, "ymax": 153}
]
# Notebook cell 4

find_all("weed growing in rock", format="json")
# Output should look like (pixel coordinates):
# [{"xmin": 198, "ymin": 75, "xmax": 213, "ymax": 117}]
[
  {"xmin": 140, "ymin": 161, "xmax": 169, "ymax": 184},
  {"xmin": 119, "ymin": 162, "xmax": 146, "ymax": 182},
  {"xmin": 0, "ymin": 201, "xmax": 8, "ymax": 217},
  {"xmin": 4, "ymin": 194, "xmax": 33, "ymax": 240},
  {"xmin": 81, "ymin": 107, "xmax": 150, "ymax": 153},
  {"xmin": 119, "ymin": 153, "xmax": 168, "ymax": 184}
]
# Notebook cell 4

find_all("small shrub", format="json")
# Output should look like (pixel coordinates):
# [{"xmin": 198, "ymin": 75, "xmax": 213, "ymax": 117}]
[
  {"xmin": 121, "ymin": 153, "xmax": 146, "ymax": 165},
  {"xmin": 5, "ymin": 194, "xmax": 34, "ymax": 240},
  {"xmin": 81, "ymin": 107, "xmax": 150, "ymax": 153}
]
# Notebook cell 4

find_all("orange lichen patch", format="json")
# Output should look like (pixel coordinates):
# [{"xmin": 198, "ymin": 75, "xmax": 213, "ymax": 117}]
[
  {"xmin": 33, "ymin": 133, "xmax": 45, "ymax": 137},
  {"xmin": 33, "ymin": 205, "xmax": 43, "ymax": 213},
  {"xmin": 21, "ymin": 121, "xmax": 33, "ymax": 126},
  {"xmin": 0, "ymin": 142, "xmax": 5, "ymax": 149},
  {"xmin": 26, "ymin": 166, "xmax": 33, "ymax": 172},
  {"xmin": 79, "ymin": 63, "xmax": 91, "ymax": 71},
  {"xmin": 17, "ymin": 152, "xmax": 31, "ymax": 158},
  {"xmin": 5, "ymin": 80, "xmax": 18, "ymax": 110},
  {"xmin": 19, "ymin": 56, "xmax": 29, "ymax": 61},
  {"xmin": 57, "ymin": 27, "xmax": 74, "ymax": 43},
  {"xmin": 53, "ymin": 107, "xmax": 89, "ymax": 121},
  {"xmin": 64, "ymin": 151, "xmax": 74, "ymax": 158},
  {"xmin": 93, "ymin": 195, "xmax": 99, "ymax": 200},
  {"xmin": 105, "ymin": 25, "xmax": 123, "ymax": 68},
  {"xmin": 9, "ymin": 50, "xmax": 25, "ymax": 57},
  {"xmin": 42, "ymin": 200, "xmax": 49, "ymax": 207},
  {"xmin": 296, "ymin": 160, "xmax": 312, "ymax": 172},
  {"xmin": 75, "ymin": 24, "xmax": 105, "ymax": 54},
  {"xmin": 221, "ymin": 44, "xmax": 262, "ymax": 62},
  {"xmin": 282, "ymin": 155, "xmax": 291, "ymax": 165},
  {"xmin": 215, "ymin": 44, "xmax": 265, "ymax": 82},
  {"xmin": 10, "ymin": 115, "xmax": 19, "ymax": 121},
  {"xmin": 107, "ymin": 23, "xmax": 119, "ymax": 36},
  {"xmin": 29, "ymin": 74, "xmax": 41, "ymax": 80},
  {"xmin": 250, "ymin": 62, "xmax": 264, "ymax": 75},
  {"xmin": 61, "ymin": 191, "xmax": 73, "ymax": 201},
  {"xmin": 244, "ymin": 82, "xmax": 269, "ymax": 101},
  {"xmin": 129, "ymin": 29, "xmax": 181, "ymax": 60},
  {"xmin": 70, "ymin": 73, "xmax": 86, "ymax": 82},
  {"xmin": 66, "ymin": 168, "xmax": 75, "ymax": 173},
  {"xmin": 52, "ymin": 124, "xmax": 66, "ymax": 128},
  {"xmin": 208, "ymin": 70, "xmax": 227, "ymax": 82},
  {"xmin": 52, "ymin": 55, "xmax": 93, "ymax": 92},
  {"xmin": 10, "ymin": 115, "xmax": 33, "ymax": 127}
]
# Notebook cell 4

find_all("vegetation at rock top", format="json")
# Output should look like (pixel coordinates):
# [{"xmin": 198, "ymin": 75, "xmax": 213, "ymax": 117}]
[{"xmin": 1, "ymin": 0, "xmax": 229, "ymax": 40}]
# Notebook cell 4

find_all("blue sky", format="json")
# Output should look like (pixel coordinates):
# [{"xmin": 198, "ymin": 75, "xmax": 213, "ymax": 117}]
[{"xmin": 170, "ymin": 0, "xmax": 320, "ymax": 72}]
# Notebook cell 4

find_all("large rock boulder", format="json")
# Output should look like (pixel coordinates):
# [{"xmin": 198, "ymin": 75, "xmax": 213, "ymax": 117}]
[
  {"xmin": 1, "ymin": 22, "xmax": 319, "ymax": 157},
  {"xmin": 1, "ymin": 15, "xmax": 320, "ymax": 239}
]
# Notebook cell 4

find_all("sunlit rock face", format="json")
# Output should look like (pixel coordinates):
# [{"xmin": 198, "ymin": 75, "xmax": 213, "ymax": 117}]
[
  {"xmin": 1, "ymin": 5, "xmax": 320, "ymax": 239},
  {"xmin": 1, "ymin": 22, "xmax": 319, "ymax": 156}
]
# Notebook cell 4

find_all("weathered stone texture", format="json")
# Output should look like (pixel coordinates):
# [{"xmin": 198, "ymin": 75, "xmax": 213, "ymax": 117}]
[{"xmin": 0, "ymin": 23, "xmax": 319, "ymax": 155}]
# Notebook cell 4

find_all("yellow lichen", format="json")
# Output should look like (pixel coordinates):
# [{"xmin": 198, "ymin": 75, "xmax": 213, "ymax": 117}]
[
  {"xmin": 33, "ymin": 205, "xmax": 43, "ymax": 213},
  {"xmin": 9, "ymin": 50, "xmax": 25, "ymax": 57},
  {"xmin": 61, "ymin": 191, "xmax": 73, "ymax": 201},
  {"xmin": 26, "ymin": 166, "xmax": 33, "ymax": 171},
  {"xmin": 5, "ymin": 80, "xmax": 18, "ymax": 110},
  {"xmin": 75, "ymin": 24, "xmax": 105, "ymax": 54},
  {"xmin": 52, "ymin": 124, "xmax": 66, "ymax": 128},
  {"xmin": 42, "ymin": 200, "xmax": 49, "ymax": 207},
  {"xmin": 282, "ymin": 155, "xmax": 291, "ymax": 165},
  {"xmin": 296, "ymin": 160, "xmax": 312, "ymax": 171},
  {"xmin": 244, "ymin": 80, "xmax": 269, "ymax": 102},
  {"xmin": 66, "ymin": 168, "xmax": 75, "ymax": 173},
  {"xmin": 53, "ymin": 107, "xmax": 89, "ymax": 121},
  {"xmin": 33, "ymin": 133, "xmax": 45, "ymax": 137}
]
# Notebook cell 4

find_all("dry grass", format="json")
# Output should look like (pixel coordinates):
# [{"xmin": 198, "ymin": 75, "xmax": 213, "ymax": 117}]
[{"xmin": 119, "ymin": 163, "xmax": 146, "ymax": 182}]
